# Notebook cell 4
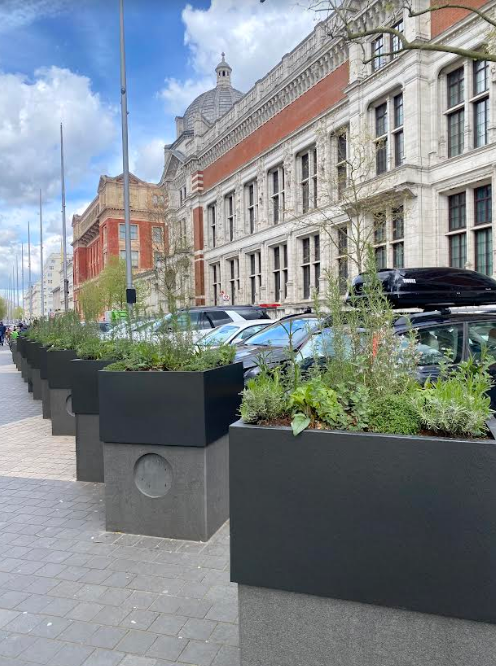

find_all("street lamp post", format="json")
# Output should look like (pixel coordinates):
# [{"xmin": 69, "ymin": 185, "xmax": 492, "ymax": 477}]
[
  {"xmin": 119, "ymin": 0, "xmax": 136, "ymax": 319},
  {"xmin": 39, "ymin": 190, "xmax": 44, "ymax": 318},
  {"xmin": 27, "ymin": 222, "xmax": 32, "ymax": 321},
  {"xmin": 60, "ymin": 124, "xmax": 69, "ymax": 312}
]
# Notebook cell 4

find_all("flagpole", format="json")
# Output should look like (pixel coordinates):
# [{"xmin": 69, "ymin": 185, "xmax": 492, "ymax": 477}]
[
  {"xmin": 16, "ymin": 254, "xmax": 19, "ymax": 313},
  {"xmin": 28, "ymin": 222, "xmax": 32, "ymax": 321},
  {"xmin": 119, "ymin": 0, "xmax": 136, "ymax": 319},
  {"xmin": 21, "ymin": 243, "xmax": 24, "ymax": 318},
  {"xmin": 60, "ymin": 123, "xmax": 69, "ymax": 312},
  {"xmin": 39, "ymin": 190, "xmax": 45, "ymax": 318}
]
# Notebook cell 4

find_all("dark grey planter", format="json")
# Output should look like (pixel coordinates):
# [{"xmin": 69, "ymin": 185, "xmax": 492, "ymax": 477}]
[
  {"xmin": 71, "ymin": 359, "xmax": 114, "ymax": 483},
  {"xmin": 99, "ymin": 363, "xmax": 243, "ymax": 447},
  {"xmin": 41, "ymin": 379, "xmax": 51, "ymax": 419},
  {"xmin": 26, "ymin": 342, "xmax": 42, "ymax": 400},
  {"xmin": 47, "ymin": 350, "xmax": 77, "ymax": 436},
  {"xmin": 230, "ymin": 422, "xmax": 496, "ymax": 666},
  {"xmin": 99, "ymin": 364, "xmax": 244, "ymax": 540}
]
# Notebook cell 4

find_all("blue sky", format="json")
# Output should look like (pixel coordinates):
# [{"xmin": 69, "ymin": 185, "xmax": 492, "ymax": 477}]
[{"xmin": 0, "ymin": 0, "xmax": 316, "ymax": 294}]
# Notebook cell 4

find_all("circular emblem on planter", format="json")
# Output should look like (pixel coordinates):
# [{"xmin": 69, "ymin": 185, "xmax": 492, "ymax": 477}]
[
  {"xmin": 66, "ymin": 394, "xmax": 74, "ymax": 417},
  {"xmin": 134, "ymin": 454, "xmax": 172, "ymax": 498}
]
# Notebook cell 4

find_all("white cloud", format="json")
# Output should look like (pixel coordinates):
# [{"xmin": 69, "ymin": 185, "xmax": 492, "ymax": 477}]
[
  {"xmin": 159, "ymin": 0, "xmax": 316, "ymax": 115},
  {"xmin": 0, "ymin": 66, "xmax": 117, "ymax": 207},
  {"xmin": 131, "ymin": 138, "xmax": 169, "ymax": 183},
  {"xmin": 0, "ymin": 0, "xmax": 70, "ymax": 34}
]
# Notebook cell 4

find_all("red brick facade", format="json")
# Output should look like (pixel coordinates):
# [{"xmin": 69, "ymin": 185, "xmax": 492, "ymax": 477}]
[{"xmin": 430, "ymin": 0, "xmax": 488, "ymax": 38}]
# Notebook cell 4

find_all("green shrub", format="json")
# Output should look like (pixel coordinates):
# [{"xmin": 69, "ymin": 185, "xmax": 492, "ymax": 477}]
[
  {"xmin": 289, "ymin": 376, "xmax": 348, "ymax": 435},
  {"xmin": 413, "ymin": 356, "xmax": 493, "ymax": 438},
  {"xmin": 240, "ymin": 370, "xmax": 289, "ymax": 424},
  {"xmin": 368, "ymin": 393, "xmax": 421, "ymax": 436}
]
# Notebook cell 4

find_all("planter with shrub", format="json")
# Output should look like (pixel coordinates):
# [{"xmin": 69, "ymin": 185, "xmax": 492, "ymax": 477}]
[
  {"xmin": 99, "ymin": 333, "xmax": 243, "ymax": 541},
  {"xmin": 17, "ymin": 335, "xmax": 30, "ymax": 385},
  {"xmin": 71, "ymin": 339, "xmax": 131, "ymax": 483},
  {"xmin": 231, "ymin": 261, "xmax": 496, "ymax": 666}
]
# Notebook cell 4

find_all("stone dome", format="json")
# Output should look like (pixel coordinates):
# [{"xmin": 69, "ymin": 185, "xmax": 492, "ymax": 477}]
[{"xmin": 182, "ymin": 54, "xmax": 244, "ymax": 131}]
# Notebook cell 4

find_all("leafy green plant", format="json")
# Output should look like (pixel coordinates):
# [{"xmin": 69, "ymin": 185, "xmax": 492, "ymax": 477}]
[
  {"xmin": 414, "ymin": 355, "xmax": 493, "ymax": 438},
  {"xmin": 240, "ymin": 370, "xmax": 289, "ymax": 424},
  {"xmin": 289, "ymin": 376, "xmax": 348, "ymax": 435},
  {"xmin": 368, "ymin": 393, "xmax": 421, "ymax": 436}
]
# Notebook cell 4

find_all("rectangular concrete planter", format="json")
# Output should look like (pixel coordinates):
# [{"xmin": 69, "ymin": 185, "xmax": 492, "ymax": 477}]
[
  {"xmin": 99, "ymin": 364, "xmax": 244, "ymax": 540},
  {"xmin": 230, "ymin": 422, "xmax": 496, "ymax": 666},
  {"xmin": 47, "ymin": 350, "xmax": 77, "ymax": 436},
  {"xmin": 26, "ymin": 342, "xmax": 42, "ymax": 400},
  {"xmin": 71, "ymin": 359, "xmax": 114, "ymax": 483},
  {"xmin": 99, "ymin": 363, "xmax": 244, "ymax": 447},
  {"xmin": 39, "ymin": 347, "xmax": 51, "ymax": 419}
]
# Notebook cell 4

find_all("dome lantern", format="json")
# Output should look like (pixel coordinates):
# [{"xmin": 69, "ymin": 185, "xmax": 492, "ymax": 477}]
[{"xmin": 216, "ymin": 52, "xmax": 232, "ymax": 87}]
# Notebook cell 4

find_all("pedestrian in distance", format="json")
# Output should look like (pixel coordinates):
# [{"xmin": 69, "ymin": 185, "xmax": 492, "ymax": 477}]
[{"xmin": 0, "ymin": 322, "xmax": 6, "ymax": 346}]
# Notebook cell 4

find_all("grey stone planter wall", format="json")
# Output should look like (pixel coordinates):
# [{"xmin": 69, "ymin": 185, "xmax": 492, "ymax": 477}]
[
  {"xmin": 71, "ymin": 359, "xmax": 114, "ymax": 483},
  {"xmin": 230, "ymin": 422, "xmax": 496, "ymax": 666},
  {"xmin": 99, "ymin": 364, "xmax": 244, "ymax": 541}
]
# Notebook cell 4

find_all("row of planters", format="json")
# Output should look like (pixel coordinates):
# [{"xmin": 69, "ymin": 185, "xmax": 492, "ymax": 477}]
[
  {"xmin": 14, "ymin": 255, "xmax": 496, "ymax": 666},
  {"xmin": 17, "ymin": 314, "xmax": 244, "ymax": 543}
]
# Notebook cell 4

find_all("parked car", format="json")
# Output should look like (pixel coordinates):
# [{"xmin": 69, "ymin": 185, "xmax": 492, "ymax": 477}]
[
  {"xmin": 234, "ymin": 314, "xmax": 326, "ymax": 380},
  {"xmin": 197, "ymin": 319, "xmax": 271, "ymax": 347}
]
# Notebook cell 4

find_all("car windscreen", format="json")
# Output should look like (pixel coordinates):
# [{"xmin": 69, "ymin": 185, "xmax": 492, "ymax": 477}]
[
  {"xmin": 245, "ymin": 318, "xmax": 318, "ymax": 348},
  {"xmin": 201, "ymin": 324, "xmax": 239, "ymax": 344}
]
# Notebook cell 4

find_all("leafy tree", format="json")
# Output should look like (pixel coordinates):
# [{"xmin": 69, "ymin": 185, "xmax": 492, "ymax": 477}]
[
  {"xmin": 13, "ymin": 306, "xmax": 23, "ymax": 320},
  {"xmin": 0, "ymin": 297, "xmax": 6, "ymax": 321},
  {"xmin": 78, "ymin": 280, "xmax": 103, "ymax": 323}
]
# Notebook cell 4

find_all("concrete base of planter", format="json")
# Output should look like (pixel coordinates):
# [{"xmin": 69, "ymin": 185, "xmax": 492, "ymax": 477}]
[
  {"xmin": 104, "ymin": 435, "xmax": 229, "ymax": 541},
  {"xmin": 76, "ymin": 414, "xmax": 103, "ymax": 483},
  {"xmin": 238, "ymin": 585, "xmax": 496, "ymax": 666},
  {"xmin": 50, "ymin": 388, "xmax": 75, "ymax": 436},
  {"xmin": 15, "ymin": 352, "xmax": 21, "ymax": 370},
  {"xmin": 41, "ymin": 379, "xmax": 51, "ymax": 419},
  {"xmin": 32, "ymin": 368, "xmax": 42, "ymax": 400}
]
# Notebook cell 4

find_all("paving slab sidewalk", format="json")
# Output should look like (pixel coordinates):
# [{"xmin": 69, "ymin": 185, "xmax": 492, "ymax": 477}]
[{"xmin": 0, "ymin": 348, "xmax": 240, "ymax": 665}]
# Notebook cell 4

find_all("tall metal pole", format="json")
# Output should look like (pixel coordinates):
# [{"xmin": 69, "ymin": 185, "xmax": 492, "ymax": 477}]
[
  {"xmin": 16, "ymin": 254, "xmax": 19, "ymax": 311},
  {"xmin": 28, "ymin": 222, "xmax": 32, "ymax": 321},
  {"xmin": 21, "ymin": 243, "xmax": 24, "ymax": 318},
  {"xmin": 39, "ymin": 190, "xmax": 45, "ymax": 318},
  {"xmin": 11, "ymin": 266, "xmax": 15, "ymax": 321},
  {"xmin": 60, "ymin": 123, "xmax": 69, "ymax": 312},
  {"xmin": 119, "ymin": 0, "xmax": 136, "ymax": 317}
]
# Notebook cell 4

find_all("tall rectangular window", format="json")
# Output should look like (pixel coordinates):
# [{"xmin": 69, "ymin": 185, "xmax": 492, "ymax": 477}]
[
  {"xmin": 474, "ymin": 98, "xmax": 489, "ymax": 148},
  {"xmin": 375, "ymin": 245, "xmax": 387, "ymax": 270},
  {"xmin": 336, "ymin": 130, "xmax": 347, "ymax": 198},
  {"xmin": 391, "ymin": 19, "xmax": 404, "ymax": 57},
  {"xmin": 119, "ymin": 223, "xmax": 138, "ymax": 240},
  {"xmin": 269, "ymin": 165, "xmax": 285, "ymax": 224},
  {"xmin": 392, "ymin": 242, "xmax": 404, "ymax": 268},
  {"xmin": 152, "ymin": 227, "xmax": 164, "ymax": 244},
  {"xmin": 248, "ymin": 251, "xmax": 261, "ymax": 305},
  {"xmin": 372, "ymin": 35, "xmax": 386, "ymax": 71},
  {"xmin": 449, "ymin": 233, "xmax": 467, "ymax": 268},
  {"xmin": 211, "ymin": 263, "xmax": 221, "ymax": 305},
  {"xmin": 447, "ymin": 67, "xmax": 464, "ymax": 108},
  {"xmin": 475, "ymin": 185, "xmax": 492, "ymax": 225},
  {"xmin": 121, "ymin": 249, "xmax": 139, "ymax": 267},
  {"xmin": 448, "ymin": 109, "xmax": 464, "ymax": 157},
  {"xmin": 208, "ymin": 204, "xmax": 216, "ymax": 248},
  {"xmin": 449, "ymin": 192, "xmax": 466, "ymax": 230},
  {"xmin": 245, "ymin": 182, "xmax": 257, "ymax": 234},
  {"xmin": 475, "ymin": 228, "xmax": 493, "ymax": 275},
  {"xmin": 301, "ymin": 234, "xmax": 320, "ymax": 299},
  {"xmin": 392, "ymin": 206, "xmax": 404, "ymax": 240},
  {"xmin": 374, "ymin": 212, "xmax": 387, "ymax": 243},
  {"xmin": 225, "ymin": 193, "xmax": 235, "ymax": 242},
  {"xmin": 474, "ymin": 60, "xmax": 489, "ymax": 96},
  {"xmin": 273, "ymin": 244, "xmax": 288, "ymax": 301},
  {"xmin": 228, "ymin": 258, "xmax": 239, "ymax": 305},
  {"xmin": 300, "ymin": 147, "xmax": 318, "ymax": 214},
  {"xmin": 375, "ymin": 103, "xmax": 388, "ymax": 175},
  {"xmin": 393, "ymin": 93, "xmax": 404, "ymax": 167}
]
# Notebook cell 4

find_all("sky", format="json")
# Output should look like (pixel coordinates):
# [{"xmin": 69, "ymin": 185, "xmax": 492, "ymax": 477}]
[{"xmin": 0, "ymin": 0, "xmax": 317, "ymax": 299}]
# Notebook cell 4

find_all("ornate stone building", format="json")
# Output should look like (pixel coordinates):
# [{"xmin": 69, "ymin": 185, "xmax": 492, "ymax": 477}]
[
  {"xmin": 159, "ymin": 0, "xmax": 496, "ymax": 314},
  {"xmin": 72, "ymin": 174, "xmax": 166, "ymax": 311}
]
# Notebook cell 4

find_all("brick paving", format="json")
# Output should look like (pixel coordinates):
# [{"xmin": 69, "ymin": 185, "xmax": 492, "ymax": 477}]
[{"xmin": 0, "ymin": 347, "xmax": 240, "ymax": 665}]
